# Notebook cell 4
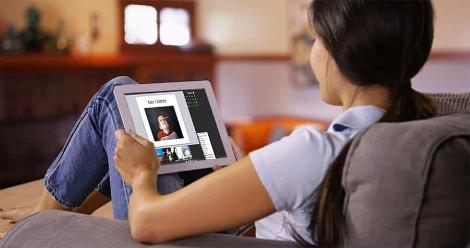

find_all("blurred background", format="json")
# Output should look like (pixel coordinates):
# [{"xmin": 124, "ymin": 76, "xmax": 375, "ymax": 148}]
[{"xmin": 0, "ymin": 0, "xmax": 469, "ymax": 188}]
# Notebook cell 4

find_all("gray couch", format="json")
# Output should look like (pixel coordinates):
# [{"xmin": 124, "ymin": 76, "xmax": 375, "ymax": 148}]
[{"xmin": 1, "ymin": 93, "xmax": 469, "ymax": 247}]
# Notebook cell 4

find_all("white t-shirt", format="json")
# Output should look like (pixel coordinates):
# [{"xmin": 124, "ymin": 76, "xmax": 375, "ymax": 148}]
[{"xmin": 249, "ymin": 105, "xmax": 385, "ymax": 243}]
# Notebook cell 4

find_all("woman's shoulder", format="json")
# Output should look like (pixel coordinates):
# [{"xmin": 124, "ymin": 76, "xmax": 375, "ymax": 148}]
[
  {"xmin": 289, "ymin": 124, "xmax": 351, "ymax": 149},
  {"xmin": 249, "ymin": 125, "xmax": 351, "ymax": 211},
  {"xmin": 253, "ymin": 124, "xmax": 352, "ymax": 167}
]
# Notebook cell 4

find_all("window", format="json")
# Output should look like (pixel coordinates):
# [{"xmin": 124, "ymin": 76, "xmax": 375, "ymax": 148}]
[
  {"xmin": 160, "ymin": 8, "xmax": 190, "ymax": 46},
  {"xmin": 124, "ymin": 4, "xmax": 158, "ymax": 45},
  {"xmin": 120, "ymin": 0, "xmax": 195, "ymax": 53}
]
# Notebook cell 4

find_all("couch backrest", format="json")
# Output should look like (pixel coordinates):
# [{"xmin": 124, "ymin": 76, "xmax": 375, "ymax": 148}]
[
  {"xmin": 425, "ymin": 92, "xmax": 470, "ymax": 115},
  {"xmin": 342, "ymin": 112, "xmax": 470, "ymax": 247}
]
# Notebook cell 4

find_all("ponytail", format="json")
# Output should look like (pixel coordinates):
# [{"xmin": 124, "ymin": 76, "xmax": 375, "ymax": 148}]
[{"xmin": 382, "ymin": 79, "xmax": 437, "ymax": 122}]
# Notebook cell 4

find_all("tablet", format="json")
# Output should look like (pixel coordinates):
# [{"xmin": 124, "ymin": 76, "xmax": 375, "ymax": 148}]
[{"xmin": 114, "ymin": 81, "xmax": 236, "ymax": 174}]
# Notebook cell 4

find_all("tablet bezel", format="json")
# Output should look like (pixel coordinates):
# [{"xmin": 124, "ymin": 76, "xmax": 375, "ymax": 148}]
[{"xmin": 113, "ymin": 80, "xmax": 236, "ymax": 175}]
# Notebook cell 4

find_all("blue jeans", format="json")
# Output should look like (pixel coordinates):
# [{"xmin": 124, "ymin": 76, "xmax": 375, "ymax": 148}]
[{"xmin": 44, "ymin": 76, "xmax": 184, "ymax": 220}]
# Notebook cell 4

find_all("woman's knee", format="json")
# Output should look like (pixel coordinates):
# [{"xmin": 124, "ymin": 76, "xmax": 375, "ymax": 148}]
[
  {"xmin": 104, "ymin": 76, "xmax": 138, "ymax": 90},
  {"xmin": 95, "ymin": 76, "xmax": 138, "ymax": 99}
]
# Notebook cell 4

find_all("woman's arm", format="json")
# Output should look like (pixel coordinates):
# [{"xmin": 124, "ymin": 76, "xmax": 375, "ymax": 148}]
[{"xmin": 114, "ymin": 130, "xmax": 275, "ymax": 244}]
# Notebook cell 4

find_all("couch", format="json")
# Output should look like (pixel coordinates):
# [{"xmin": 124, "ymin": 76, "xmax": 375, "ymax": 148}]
[{"xmin": 1, "ymin": 93, "xmax": 469, "ymax": 247}]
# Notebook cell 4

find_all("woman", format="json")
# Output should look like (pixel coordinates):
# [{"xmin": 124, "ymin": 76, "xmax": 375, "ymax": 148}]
[{"xmin": 1, "ymin": 0, "xmax": 436, "ymax": 245}]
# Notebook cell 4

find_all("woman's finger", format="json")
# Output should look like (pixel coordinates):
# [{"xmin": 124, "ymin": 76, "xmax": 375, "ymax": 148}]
[
  {"xmin": 130, "ymin": 133, "xmax": 153, "ymax": 148},
  {"xmin": 115, "ymin": 129, "xmax": 132, "ymax": 142}
]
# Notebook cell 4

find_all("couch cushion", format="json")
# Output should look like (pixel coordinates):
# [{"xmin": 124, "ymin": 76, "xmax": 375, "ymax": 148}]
[
  {"xmin": 0, "ymin": 211, "xmax": 297, "ymax": 248},
  {"xmin": 342, "ymin": 112, "xmax": 470, "ymax": 247}
]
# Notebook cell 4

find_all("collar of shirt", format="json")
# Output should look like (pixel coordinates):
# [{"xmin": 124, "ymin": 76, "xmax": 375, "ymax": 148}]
[{"xmin": 327, "ymin": 105, "xmax": 386, "ymax": 133}]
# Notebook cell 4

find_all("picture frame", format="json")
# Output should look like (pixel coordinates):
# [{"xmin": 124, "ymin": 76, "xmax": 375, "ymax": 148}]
[{"xmin": 289, "ymin": 0, "xmax": 318, "ymax": 87}]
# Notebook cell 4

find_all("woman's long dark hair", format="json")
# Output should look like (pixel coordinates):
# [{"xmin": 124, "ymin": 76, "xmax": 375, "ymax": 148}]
[{"xmin": 301, "ymin": 0, "xmax": 437, "ymax": 246}]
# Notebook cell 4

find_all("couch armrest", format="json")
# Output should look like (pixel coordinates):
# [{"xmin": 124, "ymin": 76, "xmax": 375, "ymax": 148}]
[{"xmin": 0, "ymin": 211, "xmax": 296, "ymax": 248}]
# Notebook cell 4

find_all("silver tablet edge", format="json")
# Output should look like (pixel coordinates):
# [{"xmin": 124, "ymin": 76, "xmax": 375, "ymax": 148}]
[{"xmin": 113, "ymin": 80, "xmax": 237, "ymax": 174}]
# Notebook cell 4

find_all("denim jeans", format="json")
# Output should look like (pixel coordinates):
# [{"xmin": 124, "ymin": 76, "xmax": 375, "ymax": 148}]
[{"xmin": 44, "ymin": 76, "xmax": 184, "ymax": 220}]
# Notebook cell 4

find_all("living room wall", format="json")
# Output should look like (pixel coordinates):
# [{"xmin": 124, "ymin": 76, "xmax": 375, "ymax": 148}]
[
  {"xmin": 215, "ymin": 0, "xmax": 470, "ymax": 121},
  {"xmin": 0, "ymin": 0, "xmax": 291, "ymax": 55},
  {"xmin": 1, "ymin": 0, "xmax": 467, "ymax": 55},
  {"xmin": 216, "ymin": 58, "xmax": 470, "ymax": 122},
  {"xmin": 1, "ymin": 0, "xmax": 469, "ymax": 122}
]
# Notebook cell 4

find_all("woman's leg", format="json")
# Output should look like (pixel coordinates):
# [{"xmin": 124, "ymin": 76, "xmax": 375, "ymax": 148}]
[{"xmin": 44, "ymin": 76, "xmax": 183, "ymax": 219}]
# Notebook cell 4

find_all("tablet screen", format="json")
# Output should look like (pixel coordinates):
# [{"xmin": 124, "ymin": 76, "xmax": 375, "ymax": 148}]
[{"xmin": 124, "ymin": 89, "xmax": 227, "ymax": 166}]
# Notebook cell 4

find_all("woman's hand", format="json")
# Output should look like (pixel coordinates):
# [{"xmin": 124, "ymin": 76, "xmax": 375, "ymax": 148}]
[{"xmin": 114, "ymin": 130, "xmax": 159, "ymax": 188}]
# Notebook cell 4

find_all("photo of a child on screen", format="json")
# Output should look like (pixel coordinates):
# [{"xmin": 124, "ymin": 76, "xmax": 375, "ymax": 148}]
[
  {"xmin": 144, "ymin": 106, "xmax": 184, "ymax": 143},
  {"xmin": 156, "ymin": 114, "xmax": 179, "ymax": 141}
]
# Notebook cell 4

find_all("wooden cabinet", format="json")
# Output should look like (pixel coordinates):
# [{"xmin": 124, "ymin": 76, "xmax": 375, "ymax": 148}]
[{"xmin": 0, "ymin": 53, "xmax": 215, "ymax": 188}]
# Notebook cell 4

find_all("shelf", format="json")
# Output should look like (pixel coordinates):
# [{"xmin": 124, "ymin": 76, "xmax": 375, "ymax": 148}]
[{"xmin": 0, "ymin": 53, "xmax": 216, "ymax": 68}]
